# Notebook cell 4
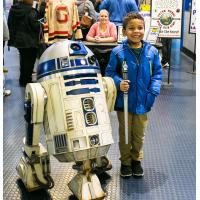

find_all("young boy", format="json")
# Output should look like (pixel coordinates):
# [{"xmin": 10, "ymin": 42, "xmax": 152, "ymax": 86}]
[{"xmin": 105, "ymin": 13, "xmax": 162, "ymax": 178}]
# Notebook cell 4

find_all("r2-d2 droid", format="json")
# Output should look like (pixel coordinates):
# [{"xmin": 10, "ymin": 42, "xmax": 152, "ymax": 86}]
[{"xmin": 16, "ymin": 40, "xmax": 116, "ymax": 200}]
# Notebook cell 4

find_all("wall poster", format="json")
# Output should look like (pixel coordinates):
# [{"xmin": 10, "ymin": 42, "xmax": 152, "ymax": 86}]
[
  {"xmin": 145, "ymin": 26, "xmax": 160, "ymax": 44},
  {"xmin": 151, "ymin": 0, "xmax": 183, "ymax": 38},
  {"xmin": 189, "ymin": 0, "xmax": 196, "ymax": 34}
]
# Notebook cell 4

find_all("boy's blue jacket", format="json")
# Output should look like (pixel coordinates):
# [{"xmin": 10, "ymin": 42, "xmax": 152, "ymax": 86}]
[{"xmin": 105, "ymin": 40, "xmax": 162, "ymax": 114}]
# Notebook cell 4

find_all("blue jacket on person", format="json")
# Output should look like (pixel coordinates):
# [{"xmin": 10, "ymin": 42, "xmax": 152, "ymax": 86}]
[
  {"xmin": 99, "ymin": 0, "xmax": 139, "ymax": 25},
  {"xmin": 105, "ymin": 40, "xmax": 162, "ymax": 114}
]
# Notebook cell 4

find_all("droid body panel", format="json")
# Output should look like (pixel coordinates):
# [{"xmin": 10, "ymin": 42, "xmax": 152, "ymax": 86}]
[
  {"xmin": 16, "ymin": 40, "xmax": 116, "ymax": 199},
  {"xmin": 38, "ymin": 40, "xmax": 113, "ymax": 162}
]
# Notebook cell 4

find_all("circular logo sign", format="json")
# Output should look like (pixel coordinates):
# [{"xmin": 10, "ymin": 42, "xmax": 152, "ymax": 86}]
[{"xmin": 160, "ymin": 13, "xmax": 173, "ymax": 26}]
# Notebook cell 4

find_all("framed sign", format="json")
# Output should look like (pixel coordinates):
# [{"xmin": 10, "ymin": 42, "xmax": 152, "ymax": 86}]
[
  {"xmin": 117, "ymin": 26, "xmax": 127, "ymax": 43},
  {"xmin": 140, "ymin": 11, "xmax": 151, "ymax": 41},
  {"xmin": 151, "ymin": 0, "xmax": 183, "ymax": 38},
  {"xmin": 145, "ymin": 26, "xmax": 160, "ymax": 44},
  {"xmin": 189, "ymin": 0, "xmax": 196, "ymax": 34}
]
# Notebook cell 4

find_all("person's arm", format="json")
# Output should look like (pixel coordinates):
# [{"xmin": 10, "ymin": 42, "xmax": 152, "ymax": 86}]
[
  {"xmin": 28, "ymin": 9, "xmax": 40, "ymax": 33},
  {"xmin": 38, "ymin": 1, "xmax": 46, "ymax": 18},
  {"xmin": 109, "ymin": 22, "xmax": 117, "ymax": 41},
  {"xmin": 97, "ymin": 37, "xmax": 115, "ymax": 43},
  {"xmin": 148, "ymin": 47, "xmax": 162, "ymax": 96},
  {"xmin": 86, "ymin": 23, "xmax": 97, "ymax": 42},
  {"xmin": 128, "ymin": 1, "xmax": 139, "ymax": 12},
  {"xmin": 3, "ymin": 14, "xmax": 10, "ymax": 41},
  {"xmin": 88, "ymin": 2, "xmax": 97, "ymax": 22},
  {"xmin": 98, "ymin": 0, "xmax": 109, "ymax": 10}
]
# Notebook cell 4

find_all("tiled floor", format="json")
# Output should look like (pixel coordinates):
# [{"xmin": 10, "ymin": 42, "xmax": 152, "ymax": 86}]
[{"xmin": 3, "ymin": 41, "xmax": 196, "ymax": 200}]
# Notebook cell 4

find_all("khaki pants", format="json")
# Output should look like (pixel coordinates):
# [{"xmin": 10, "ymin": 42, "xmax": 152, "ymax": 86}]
[{"xmin": 117, "ymin": 111, "xmax": 148, "ymax": 166}]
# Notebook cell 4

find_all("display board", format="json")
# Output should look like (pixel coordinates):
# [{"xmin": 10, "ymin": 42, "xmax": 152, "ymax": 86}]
[
  {"xmin": 189, "ymin": 0, "xmax": 196, "ymax": 34},
  {"xmin": 117, "ymin": 26, "xmax": 127, "ymax": 43},
  {"xmin": 145, "ymin": 26, "xmax": 160, "ymax": 44},
  {"xmin": 151, "ymin": 0, "xmax": 183, "ymax": 38}
]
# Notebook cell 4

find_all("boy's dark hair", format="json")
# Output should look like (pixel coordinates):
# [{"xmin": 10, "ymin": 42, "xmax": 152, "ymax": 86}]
[{"xmin": 123, "ymin": 12, "xmax": 145, "ymax": 29}]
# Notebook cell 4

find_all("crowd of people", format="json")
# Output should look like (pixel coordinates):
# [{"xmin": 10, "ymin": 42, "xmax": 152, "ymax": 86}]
[
  {"xmin": 5, "ymin": 0, "xmax": 142, "ymax": 86},
  {"xmin": 5, "ymin": 0, "xmax": 164, "ymax": 179}
]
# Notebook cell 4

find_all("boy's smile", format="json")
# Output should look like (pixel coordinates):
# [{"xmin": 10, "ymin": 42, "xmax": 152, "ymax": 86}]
[{"xmin": 123, "ymin": 19, "xmax": 145, "ymax": 48}]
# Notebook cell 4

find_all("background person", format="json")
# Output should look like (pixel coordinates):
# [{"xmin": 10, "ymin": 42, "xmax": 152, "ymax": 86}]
[
  {"xmin": 161, "ymin": 38, "xmax": 171, "ymax": 68},
  {"xmin": 86, "ymin": 9, "xmax": 117, "ymax": 76},
  {"xmin": 3, "ymin": 12, "xmax": 11, "ymax": 97},
  {"xmin": 96, "ymin": 0, "xmax": 139, "ymax": 25},
  {"xmin": 77, "ymin": 0, "xmax": 97, "ymax": 40},
  {"xmin": 105, "ymin": 13, "xmax": 162, "ymax": 178},
  {"xmin": 7, "ymin": 0, "xmax": 41, "ymax": 87},
  {"xmin": 86, "ymin": 9, "xmax": 117, "ymax": 43}
]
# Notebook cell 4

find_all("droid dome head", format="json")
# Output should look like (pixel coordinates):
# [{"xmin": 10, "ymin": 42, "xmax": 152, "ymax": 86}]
[{"xmin": 37, "ymin": 40, "xmax": 100, "ymax": 80}]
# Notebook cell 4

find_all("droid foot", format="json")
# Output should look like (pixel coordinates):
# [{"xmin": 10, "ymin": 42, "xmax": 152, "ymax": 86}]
[
  {"xmin": 73, "ymin": 158, "xmax": 112, "ymax": 175},
  {"xmin": 68, "ymin": 173, "xmax": 105, "ymax": 200},
  {"xmin": 16, "ymin": 150, "xmax": 54, "ymax": 192}
]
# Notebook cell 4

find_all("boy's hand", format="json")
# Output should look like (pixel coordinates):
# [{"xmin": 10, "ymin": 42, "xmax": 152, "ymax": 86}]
[{"xmin": 120, "ymin": 80, "xmax": 130, "ymax": 92}]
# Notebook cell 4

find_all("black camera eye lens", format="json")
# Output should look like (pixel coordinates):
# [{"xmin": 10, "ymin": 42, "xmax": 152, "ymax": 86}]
[
  {"xmin": 71, "ymin": 43, "xmax": 81, "ymax": 51},
  {"xmin": 88, "ymin": 55, "xmax": 96, "ymax": 65},
  {"xmin": 90, "ymin": 135, "xmax": 99, "ymax": 146}
]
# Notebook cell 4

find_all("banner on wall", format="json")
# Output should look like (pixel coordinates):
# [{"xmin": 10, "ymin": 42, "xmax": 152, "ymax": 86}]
[
  {"xmin": 151, "ymin": 0, "xmax": 183, "ymax": 38},
  {"xmin": 189, "ymin": 0, "xmax": 196, "ymax": 34}
]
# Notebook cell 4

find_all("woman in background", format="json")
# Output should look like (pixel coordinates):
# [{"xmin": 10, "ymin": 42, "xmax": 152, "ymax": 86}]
[
  {"xmin": 86, "ymin": 9, "xmax": 117, "ymax": 43},
  {"xmin": 86, "ymin": 9, "xmax": 117, "ymax": 76}
]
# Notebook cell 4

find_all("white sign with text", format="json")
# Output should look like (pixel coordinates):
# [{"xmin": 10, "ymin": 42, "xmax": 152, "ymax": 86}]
[{"xmin": 151, "ymin": 0, "xmax": 183, "ymax": 38}]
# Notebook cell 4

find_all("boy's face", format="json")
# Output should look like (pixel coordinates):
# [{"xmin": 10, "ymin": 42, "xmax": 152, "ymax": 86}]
[{"xmin": 123, "ymin": 19, "xmax": 145, "ymax": 46}]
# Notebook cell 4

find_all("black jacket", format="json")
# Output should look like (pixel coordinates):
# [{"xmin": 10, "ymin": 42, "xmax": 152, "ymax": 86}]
[{"xmin": 8, "ymin": 3, "xmax": 40, "ymax": 48}]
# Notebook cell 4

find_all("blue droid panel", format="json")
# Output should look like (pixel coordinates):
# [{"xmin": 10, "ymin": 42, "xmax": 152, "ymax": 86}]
[{"xmin": 69, "ymin": 42, "xmax": 88, "ymax": 56}]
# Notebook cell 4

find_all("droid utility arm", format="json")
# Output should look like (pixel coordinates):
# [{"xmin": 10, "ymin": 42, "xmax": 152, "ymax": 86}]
[{"xmin": 102, "ymin": 77, "xmax": 117, "ymax": 112}]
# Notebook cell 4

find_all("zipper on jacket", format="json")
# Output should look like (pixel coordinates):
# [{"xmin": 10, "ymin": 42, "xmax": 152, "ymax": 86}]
[{"xmin": 126, "ymin": 45, "xmax": 145, "ymax": 112}]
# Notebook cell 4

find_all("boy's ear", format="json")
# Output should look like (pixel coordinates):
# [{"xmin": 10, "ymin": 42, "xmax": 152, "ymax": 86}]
[{"xmin": 122, "ymin": 28, "xmax": 126, "ymax": 36}]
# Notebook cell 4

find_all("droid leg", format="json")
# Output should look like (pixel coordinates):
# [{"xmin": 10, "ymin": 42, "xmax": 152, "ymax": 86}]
[
  {"xmin": 73, "ymin": 156, "xmax": 112, "ymax": 175},
  {"xmin": 68, "ymin": 160, "xmax": 105, "ymax": 200},
  {"xmin": 93, "ymin": 156, "xmax": 112, "ymax": 175},
  {"xmin": 16, "ymin": 83, "xmax": 54, "ymax": 191}
]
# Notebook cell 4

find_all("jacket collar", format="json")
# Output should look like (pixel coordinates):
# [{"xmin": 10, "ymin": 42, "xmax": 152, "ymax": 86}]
[{"xmin": 122, "ymin": 39, "xmax": 148, "ymax": 49}]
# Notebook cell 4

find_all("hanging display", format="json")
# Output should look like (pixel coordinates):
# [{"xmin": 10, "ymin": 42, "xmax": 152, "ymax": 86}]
[{"xmin": 151, "ymin": 0, "xmax": 183, "ymax": 38}]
